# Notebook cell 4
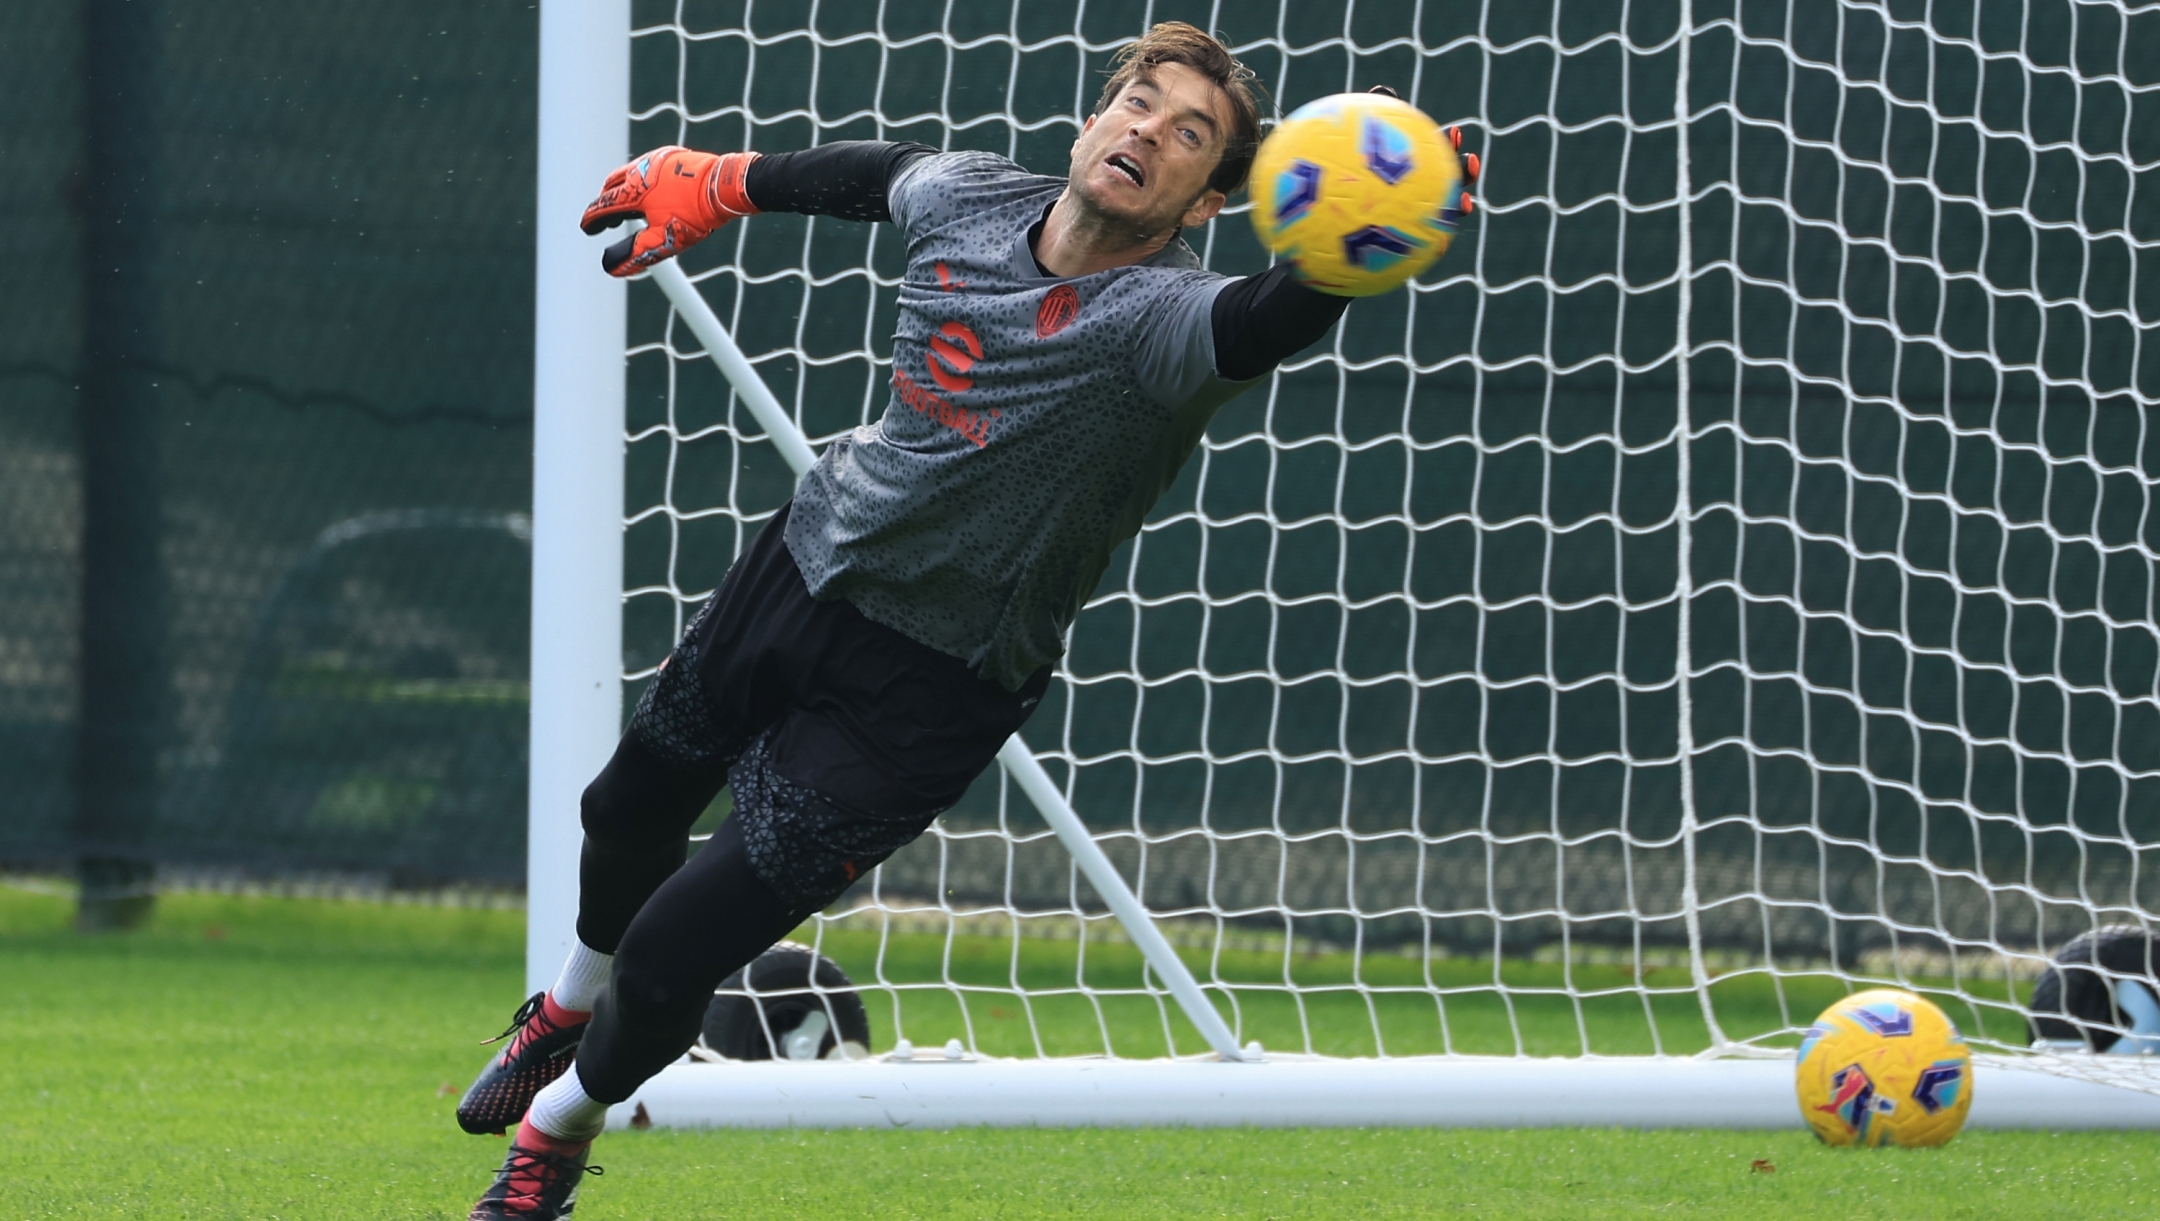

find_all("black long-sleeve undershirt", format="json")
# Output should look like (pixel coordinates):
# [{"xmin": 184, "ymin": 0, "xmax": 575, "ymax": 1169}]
[
  {"xmin": 743, "ymin": 139, "xmax": 1350, "ymax": 383},
  {"xmin": 742, "ymin": 140, "xmax": 937, "ymax": 222},
  {"xmin": 1208, "ymin": 263, "xmax": 1348, "ymax": 382}
]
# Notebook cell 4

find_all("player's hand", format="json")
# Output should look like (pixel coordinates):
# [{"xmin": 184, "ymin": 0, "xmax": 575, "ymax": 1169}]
[
  {"xmin": 1363, "ymin": 90, "xmax": 1479, "ymax": 231},
  {"xmin": 579, "ymin": 146, "xmax": 761, "ymax": 277},
  {"xmin": 1440, "ymin": 126, "xmax": 1479, "ymax": 232}
]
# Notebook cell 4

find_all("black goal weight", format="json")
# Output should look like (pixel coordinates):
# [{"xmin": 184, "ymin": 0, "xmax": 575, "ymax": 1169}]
[
  {"xmin": 699, "ymin": 941, "xmax": 872, "ymax": 1061},
  {"xmin": 2027, "ymin": 925, "xmax": 2160, "ymax": 1052}
]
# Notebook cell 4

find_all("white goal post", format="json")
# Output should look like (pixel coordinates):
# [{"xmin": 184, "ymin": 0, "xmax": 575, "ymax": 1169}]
[{"xmin": 530, "ymin": 0, "xmax": 2160, "ymax": 1127}]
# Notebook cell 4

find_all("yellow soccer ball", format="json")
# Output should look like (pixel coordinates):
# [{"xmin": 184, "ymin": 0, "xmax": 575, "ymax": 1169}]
[
  {"xmin": 1795, "ymin": 988, "xmax": 1974, "ymax": 1148},
  {"xmin": 1247, "ymin": 93, "xmax": 1464, "ymax": 297}
]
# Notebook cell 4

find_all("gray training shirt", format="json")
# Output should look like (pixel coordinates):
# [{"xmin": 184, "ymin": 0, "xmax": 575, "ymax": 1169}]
[{"xmin": 785, "ymin": 151, "xmax": 1256, "ymax": 691}]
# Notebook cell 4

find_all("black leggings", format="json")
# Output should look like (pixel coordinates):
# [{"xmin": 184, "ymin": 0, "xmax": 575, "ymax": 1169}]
[
  {"xmin": 566, "ymin": 506, "xmax": 1045, "ymax": 1103},
  {"xmin": 573, "ymin": 739, "xmax": 816, "ymax": 1102}
]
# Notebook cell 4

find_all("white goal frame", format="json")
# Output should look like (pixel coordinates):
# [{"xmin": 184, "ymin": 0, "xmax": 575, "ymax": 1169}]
[
  {"xmin": 527, "ymin": 0, "xmax": 629, "ymax": 998},
  {"xmin": 528, "ymin": 0, "xmax": 2160, "ymax": 1128}
]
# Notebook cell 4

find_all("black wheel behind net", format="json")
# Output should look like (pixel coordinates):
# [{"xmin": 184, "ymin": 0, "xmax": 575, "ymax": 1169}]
[
  {"xmin": 2027, "ymin": 925, "xmax": 2160, "ymax": 1052},
  {"xmin": 699, "ymin": 941, "xmax": 872, "ymax": 1061}
]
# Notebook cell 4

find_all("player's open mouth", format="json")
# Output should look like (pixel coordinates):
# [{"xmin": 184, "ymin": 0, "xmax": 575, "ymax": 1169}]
[{"xmin": 1106, "ymin": 153, "xmax": 1145, "ymax": 187}]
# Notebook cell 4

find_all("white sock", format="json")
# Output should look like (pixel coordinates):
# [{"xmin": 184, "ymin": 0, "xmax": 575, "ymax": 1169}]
[
  {"xmin": 549, "ymin": 940, "xmax": 613, "ymax": 1013},
  {"xmin": 528, "ymin": 1065, "xmax": 611, "ymax": 1143}
]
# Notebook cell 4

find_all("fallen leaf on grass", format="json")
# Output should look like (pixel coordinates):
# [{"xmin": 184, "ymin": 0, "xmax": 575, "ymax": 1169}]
[
  {"xmin": 1750, "ymin": 1159, "xmax": 1775, "ymax": 1174},
  {"xmin": 437, "ymin": 1082, "xmax": 457, "ymax": 1098}
]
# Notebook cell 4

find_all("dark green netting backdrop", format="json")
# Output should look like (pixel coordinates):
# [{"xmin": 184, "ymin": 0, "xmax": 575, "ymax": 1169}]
[{"xmin": 1, "ymin": 0, "xmax": 536, "ymax": 884}]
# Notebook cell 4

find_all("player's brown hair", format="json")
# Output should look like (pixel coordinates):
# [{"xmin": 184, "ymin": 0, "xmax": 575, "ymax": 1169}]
[{"xmin": 1091, "ymin": 22, "xmax": 1265, "ymax": 198}]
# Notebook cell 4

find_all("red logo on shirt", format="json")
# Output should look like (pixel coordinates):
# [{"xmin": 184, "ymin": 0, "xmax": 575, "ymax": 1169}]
[
  {"xmin": 927, "ymin": 321, "xmax": 982, "ymax": 393},
  {"xmin": 1036, "ymin": 284, "xmax": 1080, "ymax": 338},
  {"xmin": 935, "ymin": 261, "xmax": 966, "ymax": 292},
  {"xmin": 892, "ymin": 367, "xmax": 995, "ymax": 448}
]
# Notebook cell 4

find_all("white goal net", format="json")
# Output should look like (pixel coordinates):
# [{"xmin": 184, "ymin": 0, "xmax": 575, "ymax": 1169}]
[{"xmin": 610, "ymin": 0, "xmax": 2157, "ymax": 1088}]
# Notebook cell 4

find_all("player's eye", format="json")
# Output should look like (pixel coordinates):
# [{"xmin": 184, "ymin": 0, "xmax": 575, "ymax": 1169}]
[{"xmin": 1179, "ymin": 127, "xmax": 1200, "ymax": 146}]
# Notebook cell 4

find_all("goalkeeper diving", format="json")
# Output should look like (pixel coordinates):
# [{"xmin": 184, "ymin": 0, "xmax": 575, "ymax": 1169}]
[{"xmin": 461, "ymin": 22, "xmax": 1477, "ymax": 1218}]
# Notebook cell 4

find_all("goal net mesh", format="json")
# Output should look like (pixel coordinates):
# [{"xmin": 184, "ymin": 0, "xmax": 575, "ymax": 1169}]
[{"xmin": 620, "ymin": 0, "xmax": 2158, "ymax": 1071}]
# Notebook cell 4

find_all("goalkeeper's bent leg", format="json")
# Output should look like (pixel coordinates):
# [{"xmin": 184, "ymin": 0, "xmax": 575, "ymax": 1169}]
[
  {"xmin": 571, "ymin": 809, "xmax": 819, "ymax": 1102},
  {"xmin": 572, "ymin": 724, "xmax": 948, "ymax": 1102},
  {"xmin": 574, "ymin": 730, "xmax": 730, "ymax": 955},
  {"xmin": 460, "ymin": 687, "xmax": 735, "ymax": 1140}
]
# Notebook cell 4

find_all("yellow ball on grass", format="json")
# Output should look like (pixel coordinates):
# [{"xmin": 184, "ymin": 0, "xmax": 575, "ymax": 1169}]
[{"xmin": 1795, "ymin": 987, "xmax": 1974, "ymax": 1148}]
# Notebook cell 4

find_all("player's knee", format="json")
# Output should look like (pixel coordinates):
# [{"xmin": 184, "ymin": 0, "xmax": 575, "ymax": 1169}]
[
  {"xmin": 607, "ymin": 959, "xmax": 708, "ymax": 1062},
  {"xmin": 577, "ymin": 956, "xmax": 709, "ymax": 1104},
  {"xmin": 577, "ymin": 757, "xmax": 648, "ymax": 847},
  {"xmin": 579, "ymin": 739, "xmax": 714, "ymax": 852},
  {"xmin": 608, "ymin": 956, "xmax": 701, "ymax": 1026}
]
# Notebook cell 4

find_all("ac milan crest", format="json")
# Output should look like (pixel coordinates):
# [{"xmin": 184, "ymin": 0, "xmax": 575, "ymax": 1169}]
[{"xmin": 1036, "ymin": 284, "xmax": 1080, "ymax": 338}]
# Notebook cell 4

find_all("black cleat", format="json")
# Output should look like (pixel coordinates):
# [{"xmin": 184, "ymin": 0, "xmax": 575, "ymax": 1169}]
[
  {"xmin": 457, "ymin": 992, "xmax": 589, "ymax": 1135},
  {"xmin": 468, "ymin": 1138, "xmax": 602, "ymax": 1220}
]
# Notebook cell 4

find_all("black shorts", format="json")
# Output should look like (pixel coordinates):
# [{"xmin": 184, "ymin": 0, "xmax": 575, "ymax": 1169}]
[{"xmin": 623, "ymin": 501, "xmax": 1048, "ymax": 904}]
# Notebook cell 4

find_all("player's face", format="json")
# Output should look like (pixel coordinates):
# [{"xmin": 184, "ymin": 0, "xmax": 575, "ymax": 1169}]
[{"xmin": 1070, "ymin": 63, "xmax": 1231, "ymax": 235}]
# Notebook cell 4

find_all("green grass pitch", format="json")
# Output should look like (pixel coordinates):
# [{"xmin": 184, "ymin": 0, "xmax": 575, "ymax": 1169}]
[{"xmin": 4, "ymin": 882, "xmax": 2157, "ymax": 1219}]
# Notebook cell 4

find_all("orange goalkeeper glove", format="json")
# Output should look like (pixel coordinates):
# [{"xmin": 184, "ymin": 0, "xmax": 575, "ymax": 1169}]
[
  {"xmin": 579, "ymin": 146, "xmax": 761, "ymax": 277},
  {"xmin": 1365, "ymin": 88, "xmax": 1480, "ymax": 231},
  {"xmin": 1441, "ymin": 125, "xmax": 1479, "ymax": 231}
]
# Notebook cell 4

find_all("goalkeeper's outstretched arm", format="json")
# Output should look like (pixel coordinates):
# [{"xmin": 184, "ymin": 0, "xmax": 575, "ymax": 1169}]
[
  {"xmin": 742, "ymin": 141, "xmax": 936, "ymax": 221},
  {"xmin": 576, "ymin": 133, "xmax": 1470, "ymax": 383},
  {"xmin": 1209, "ymin": 265, "xmax": 1349, "ymax": 382}
]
